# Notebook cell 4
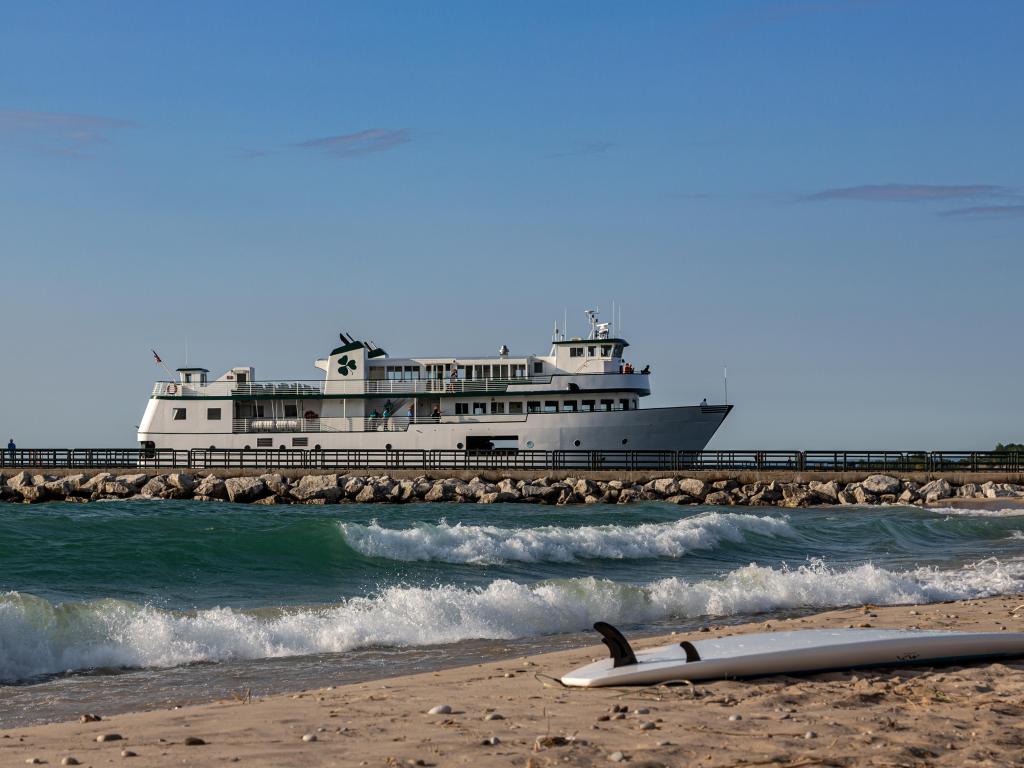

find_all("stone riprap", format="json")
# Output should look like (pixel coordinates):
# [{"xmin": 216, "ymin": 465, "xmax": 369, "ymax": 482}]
[{"xmin": 1, "ymin": 471, "xmax": 1022, "ymax": 506}]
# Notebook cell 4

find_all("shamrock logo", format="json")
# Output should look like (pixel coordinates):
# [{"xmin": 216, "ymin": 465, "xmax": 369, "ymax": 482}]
[{"xmin": 337, "ymin": 354, "xmax": 357, "ymax": 376}]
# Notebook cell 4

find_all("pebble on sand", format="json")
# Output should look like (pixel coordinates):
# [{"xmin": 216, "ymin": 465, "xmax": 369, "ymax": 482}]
[
  {"xmin": 96, "ymin": 733, "xmax": 123, "ymax": 742},
  {"xmin": 483, "ymin": 712, "xmax": 505, "ymax": 721},
  {"xmin": 728, "ymin": 714, "xmax": 742, "ymax": 721},
  {"xmin": 427, "ymin": 704, "xmax": 452, "ymax": 715},
  {"xmin": 608, "ymin": 752, "xmax": 626, "ymax": 762},
  {"xmin": 804, "ymin": 731, "xmax": 818, "ymax": 739},
  {"xmin": 120, "ymin": 750, "xmax": 137, "ymax": 758},
  {"xmin": 639, "ymin": 721, "xmax": 656, "ymax": 730},
  {"xmin": 481, "ymin": 736, "xmax": 501, "ymax": 746},
  {"xmin": 79, "ymin": 714, "xmax": 102, "ymax": 723},
  {"xmin": 302, "ymin": 733, "xmax": 318, "ymax": 742},
  {"xmin": 183, "ymin": 736, "xmax": 206, "ymax": 746},
  {"xmin": 61, "ymin": 758, "xmax": 81, "ymax": 766}
]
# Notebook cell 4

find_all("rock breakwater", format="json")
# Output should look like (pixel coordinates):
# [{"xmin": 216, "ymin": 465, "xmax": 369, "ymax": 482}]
[{"xmin": 2, "ymin": 471, "xmax": 1023, "ymax": 506}]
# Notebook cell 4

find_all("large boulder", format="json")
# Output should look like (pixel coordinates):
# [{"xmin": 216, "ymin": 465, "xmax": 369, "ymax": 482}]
[
  {"xmin": 520, "ymin": 484, "xmax": 560, "ymax": 504},
  {"xmin": 677, "ymin": 479, "xmax": 708, "ymax": 499},
  {"xmin": 424, "ymin": 482, "xmax": 455, "ymax": 502},
  {"xmin": 194, "ymin": 475, "xmax": 228, "ymax": 500},
  {"xmin": 258, "ymin": 473, "xmax": 288, "ymax": 496},
  {"xmin": 116, "ymin": 473, "xmax": 150, "ymax": 489},
  {"xmin": 919, "ymin": 478, "xmax": 952, "ymax": 504},
  {"xmin": 808, "ymin": 480, "xmax": 840, "ymax": 504},
  {"xmin": 101, "ymin": 480, "xmax": 135, "ymax": 497},
  {"xmin": 852, "ymin": 485, "xmax": 878, "ymax": 505},
  {"xmin": 81, "ymin": 473, "xmax": 113, "ymax": 493},
  {"xmin": 355, "ymin": 483, "xmax": 384, "ymax": 503},
  {"xmin": 224, "ymin": 477, "xmax": 269, "ymax": 503},
  {"xmin": 704, "ymin": 490, "xmax": 732, "ymax": 506},
  {"xmin": 861, "ymin": 475, "xmax": 901, "ymax": 495},
  {"xmin": 290, "ymin": 475, "xmax": 343, "ymax": 503},
  {"xmin": 6, "ymin": 471, "xmax": 33, "ymax": 492},
  {"xmin": 140, "ymin": 476, "xmax": 170, "ymax": 497},
  {"xmin": 651, "ymin": 478, "xmax": 679, "ymax": 497},
  {"xmin": 343, "ymin": 476, "xmax": 366, "ymax": 499}
]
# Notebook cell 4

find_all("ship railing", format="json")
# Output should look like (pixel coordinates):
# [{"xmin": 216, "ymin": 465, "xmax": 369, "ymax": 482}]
[
  {"xmin": 231, "ymin": 414, "xmax": 531, "ymax": 434},
  {"xmin": 149, "ymin": 373, "xmax": 652, "ymax": 399}
]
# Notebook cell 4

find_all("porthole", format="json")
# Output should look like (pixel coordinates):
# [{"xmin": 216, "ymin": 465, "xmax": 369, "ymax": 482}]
[
  {"xmin": 244, "ymin": 445, "xmax": 251, "ymax": 451},
  {"xmin": 573, "ymin": 440, "xmax": 581, "ymax": 447},
  {"xmin": 279, "ymin": 445, "xmax": 286, "ymax": 450},
  {"xmin": 526, "ymin": 440, "xmax": 535, "ymax": 449},
  {"xmin": 314, "ymin": 444, "xmax": 321, "ymax": 451},
  {"xmin": 457, "ymin": 442, "xmax": 464, "ymax": 450},
  {"xmin": 209, "ymin": 445, "xmax": 216, "ymax": 450},
  {"xmin": 621, "ymin": 438, "xmax": 628, "ymax": 445},
  {"xmin": 385, "ymin": 443, "xmax": 393, "ymax": 451}
]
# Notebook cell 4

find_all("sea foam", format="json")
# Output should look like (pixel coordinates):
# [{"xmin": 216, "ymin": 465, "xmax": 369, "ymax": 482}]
[
  {"xmin": 339, "ymin": 512, "xmax": 794, "ymax": 563},
  {"xmin": 3, "ymin": 557, "xmax": 1023, "ymax": 682}
]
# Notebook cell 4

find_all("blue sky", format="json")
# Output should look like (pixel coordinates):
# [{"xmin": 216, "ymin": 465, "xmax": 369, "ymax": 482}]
[{"xmin": 1, "ymin": 0, "xmax": 1021, "ymax": 448}]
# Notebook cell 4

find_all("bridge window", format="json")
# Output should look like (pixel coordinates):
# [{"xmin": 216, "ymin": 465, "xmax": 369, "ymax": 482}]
[
  {"xmin": 284, "ymin": 404, "xmax": 298, "ymax": 418},
  {"xmin": 562, "ymin": 400, "xmax": 577, "ymax": 412},
  {"xmin": 601, "ymin": 345, "xmax": 611, "ymax": 356},
  {"xmin": 491, "ymin": 402, "xmax": 505, "ymax": 414},
  {"xmin": 207, "ymin": 408, "xmax": 221, "ymax": 420},
  {"xmin": 509, "ymin": 402, "xmax": 523, "ymax": 414},
  {"xmin": 455, "ymin": 403, "xmax": 469, "ymax": 415},
  {"xmin": 533, "ymin": 362, "xmax": 543, "ymax": 374},
  {"xmin": 544, "ymin": 400, "xmax": 558, "ymax": 413},
  {"xmin": 513, "ymin": 364, "xmax": 527, "ymax": 378},
  {"xmin": 172, "ymin": 408, "xmax": 187, "ymax": 421},
  {"xmin": 600, "ymin": 399, "xmax": 614, "ymax": 411},
  {"xmin": 527, "ymin": 401, "xmax": 541, "ymax": 413},
  {"xmin": 473, "ymin": 402, "xmax": 487, "ymax": 415},
  {"xmin": 620, "ymin": 398, "xmax": 630, "ymax": 411},
  {"xmin": 588, "ymin": 346, "xmax": 596, "ymax": 357},
  {"xmin": 570, "ymin": 347, "xmax": 584, "ymax": 357},
  {"xmin": 581, "ymin": 400, "xmax": 595, "ymax": 412}
]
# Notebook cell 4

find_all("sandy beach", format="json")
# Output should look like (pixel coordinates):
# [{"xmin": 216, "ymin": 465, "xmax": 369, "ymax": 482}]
[{"xmin": 5, "ymin": 595, "xmax": 1024, "ymax": 767}]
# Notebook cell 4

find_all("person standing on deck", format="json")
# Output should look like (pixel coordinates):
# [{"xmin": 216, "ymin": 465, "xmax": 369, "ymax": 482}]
[
  {"xmin": 448, "ymin": 360, "xmax": 458, "ymax": 392},
  {"xmin": 7, "ymin": 438, "xmax": 15, "ymax": 464}
]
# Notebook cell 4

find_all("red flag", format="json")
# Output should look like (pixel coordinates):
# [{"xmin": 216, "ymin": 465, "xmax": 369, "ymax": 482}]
[{"xmin": 152, "ymin": 349, "xmax": 162, "ymax": 364}]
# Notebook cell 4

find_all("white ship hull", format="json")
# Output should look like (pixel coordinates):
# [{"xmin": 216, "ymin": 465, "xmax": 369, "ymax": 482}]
[{"xmin": 141, "ymin": 405, "xmax": 731, "ymax": 453}]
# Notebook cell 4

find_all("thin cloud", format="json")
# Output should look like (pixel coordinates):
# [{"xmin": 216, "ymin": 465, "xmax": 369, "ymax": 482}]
[
  {"xmin": 803, "ymin": 184, "xmax": 1013, "ymax": 203},
  {"xmin": 290, "ymin": 128, "xmax": 411, "ymax": 158},
  {"xmin": 546, "ymin": 141, "xmax": 614, "ymax": 159},
  {"xmin": 0, "ymin": 110, "xmax": 135, "ymax": 157},
  {"xmin": 938, "ymin": 205, "xmax": 1024, "ymax": 220}
]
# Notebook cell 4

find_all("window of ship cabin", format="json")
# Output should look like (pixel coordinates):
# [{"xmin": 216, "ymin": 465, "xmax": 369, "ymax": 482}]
[
  {"xmin": 172, "ymin": 408, "xmax": 187, "ymax": 420},
  {"xmin": 254, "ymin": 405, "xmax": 265, "ymax": 418},
  {"xmin": 533, "ymin": 362, "xmax": 543, "ymax": 374},
  {"xmin": 569, "ymin": 347, "xmax": 583, "ymax": 357},
  {"xmin": 473, "ymin": 402, "xmax": 487, "ymax": 415},
  {"xmin": 601, "ymin": 345, "xmax": 611, "ymax": 357},
  {"xmin": 588, "ymin": 346, "xmax": 596, "ymax": 357},
  {"xmin": 459, "ymin": 365, "xmax": 469, "ymax": 380},
  {"xmin": 386, "ymin": 366, "xmax": 402, "ymax": 380},
  {"xmin": 634, "ymin": 399, "xmax": 639, "ymax": 409},
  {"xmin": 513, "ymin": 364, "xmax": 527, "ymax": 378},
  {"xmin": 496, "ymin": 364, "xmax": 509, "ymax": 379},
  {"xmin": 292, "ymin": 437, "xmax": 309, "ymax": 447},
  {"xmin": 612, "ymin": 345, "xmax": 623, "ymax": 358},
  {"xmin": 236, "ymin": 372, "xmax": 248, "ymax": 384},
  {"xmin": 474, "ymin": 365, "xmax": 491, "ymax": 380},
  {"xmin": 257, "ymin": 437, "xmax": 272, "ymax": 448},
  {"xmin": 284, "ymin": 404, "xmax": 298, "ymax": 418},
  {"xmin": 581, "ymin": 400, "xmax": 595, "ymax": 412},
  {"xmin": 455, "ymin": 402, "xmax": 469, "ymax": 415},
  {"xmin": 183, "ymin": 372, "xmax": 193, "ymax": 383},
  {"xmin": 600, "ymin": 399, "xmax": 614, "ymax": 411},
  {"xmin": 404, "ymin": 365, "xmax": 420, "ymax": 380},
  {"xmin": 207, "ymin": 408, "xmax": 221, "ymax": 420},
  {"xmin": 491, "ymin": 402, "xmax": 506, "ymax": 414},
  {"xmin": 527, "ymin": 401, "xmax": 541, "ymax": 413},
  {"xmin": 562, "ymin": 400, "xmax": 577, "ymax": 412},
  {"xmin": 620, "ymin": 398, "xmax": 630, "ymax": 411},
  {"xmin": 544, "ymin": 400, "xmax": 558, "ymax": 413},
  {"xmin": 509, "ymin": 402, "xmax": 523, "ymax": 414}
]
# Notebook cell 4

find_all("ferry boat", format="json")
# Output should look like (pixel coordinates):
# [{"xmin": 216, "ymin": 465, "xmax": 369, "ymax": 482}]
[{"xmin": 137, "ymin": 311, "xmax": 732, "ymax": 453}]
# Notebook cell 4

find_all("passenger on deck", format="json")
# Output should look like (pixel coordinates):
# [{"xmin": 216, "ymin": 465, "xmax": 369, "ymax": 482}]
[
  {"xmin": 431, "ymin": 406, "xmax": 441, "ymax": 420},
  {"xmin": 641, "ymin": 365, "xmax": 650, "ymax": 375},
  {"xmin": 623, "ymin": 362, "xmax": 634, "ymax": 374},
  {"xmin": 382, "ymin": 402, "xmax": 393, "ymax": 431},
  {"xmin": 448, "ymin": 360, "xmax": 458, "ymax": 392},
  {"xmin": 6, "ymin": 438, "xmax": 15, "ymax": 463},
  {"xmin": 369, "ymin": 409, "xmax": 381, "ymax": 430},
  {"xmin": 701, "ymin": 398, "xmax": 707, "ymax": 406},
  {"xmin": 407, "ymin": 406, "xmax": 414, "ymax": 419}
]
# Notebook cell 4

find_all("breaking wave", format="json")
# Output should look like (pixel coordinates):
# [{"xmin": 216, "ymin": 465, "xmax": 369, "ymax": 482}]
[
  {"xmin": 4, "ymin": 557, "xmax": 1023, "ymax": 682},
  {"xmin": 338, "ymin": 513, "xmax": 794, "ymax": 564}
]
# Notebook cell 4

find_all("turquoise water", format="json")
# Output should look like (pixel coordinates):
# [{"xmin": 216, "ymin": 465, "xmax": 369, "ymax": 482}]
[{"xmin": 2, "ymin": 500, "xmax": 1023, "ymax": 725}]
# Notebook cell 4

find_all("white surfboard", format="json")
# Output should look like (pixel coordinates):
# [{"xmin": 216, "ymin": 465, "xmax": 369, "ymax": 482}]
[{"xmin": 560, "ymin": 622, "xmax": 1024, "ymax": 687}]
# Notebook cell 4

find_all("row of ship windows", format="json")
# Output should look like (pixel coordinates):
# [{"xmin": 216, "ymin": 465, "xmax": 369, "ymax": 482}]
[
  {"xmin": 568, "ymin": 344, "xmax": 622, "ymax": 358},
  {"xmin": 383, "ymin": 363, "xmax": 538, "ymax": 380},
  {"xmin": 171, "ymin": 398, "xmax": 639, "ymax": 421},
  {"xmin": 454, "ymin": 399, "xmax": 637, "ymax": 415}
]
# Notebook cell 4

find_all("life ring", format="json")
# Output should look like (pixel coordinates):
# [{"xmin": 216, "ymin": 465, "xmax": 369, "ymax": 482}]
[
  {"xmin": 167, "ymin": 383, "xmax": 178, "ymax": 394},
  {"xmin": 304, "ymin": 410, "xmax": 319, "ymax": 420}
]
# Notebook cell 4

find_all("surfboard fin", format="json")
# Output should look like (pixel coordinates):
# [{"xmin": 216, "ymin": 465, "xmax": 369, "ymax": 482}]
[
  {"xmin": 594, "ymin": 622, "xmax": 638, "ymax": 668},
  {"xmin": 680, "ymin": 640, "xmax": 701, "ymax": 662}
]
